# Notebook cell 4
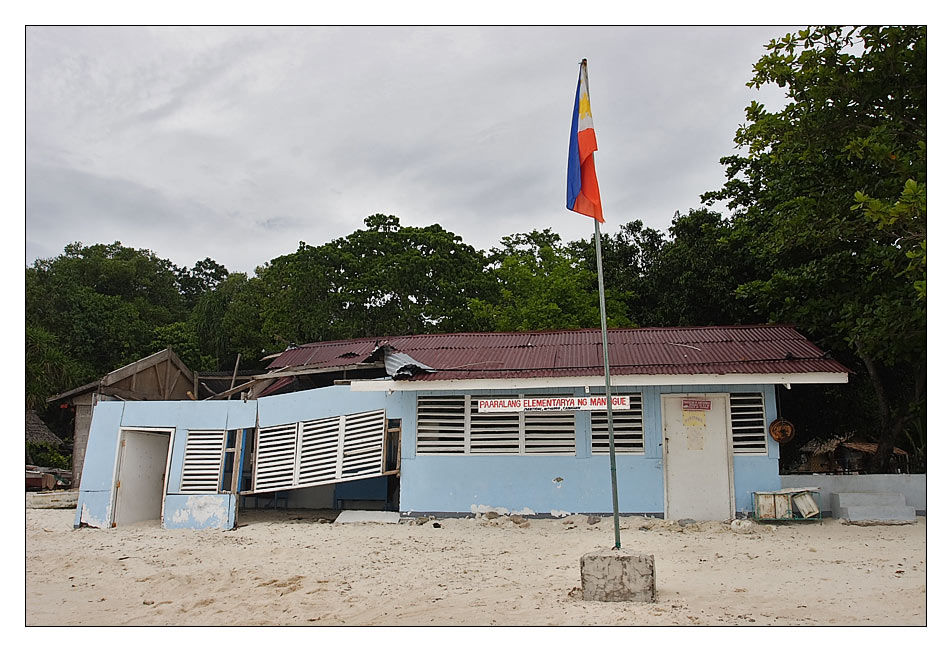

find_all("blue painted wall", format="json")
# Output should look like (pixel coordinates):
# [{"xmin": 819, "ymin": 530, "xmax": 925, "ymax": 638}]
[
  {"xmin": 75, "ymin": 398, "xmax": 257, "ymax": 529},
  {"xmin": 164, "ymin": 493, "xmax": 236, "ymax": 529},
  {"xmin": 399, "ymin": 384, "xmax": 780, "ymax": 515},
  {"xmin": 74, "ymin": 400, "xmax": 125, "ymax": 528},
  {"xmin": 75, "ymin": 382, "xmax": 781, "ymax": 529}
]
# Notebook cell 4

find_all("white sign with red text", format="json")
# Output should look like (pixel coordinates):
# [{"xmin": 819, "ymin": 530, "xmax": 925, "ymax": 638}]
[{"xmin": 477, "ymin": 396, "xmax": 630, "ymax": 413}]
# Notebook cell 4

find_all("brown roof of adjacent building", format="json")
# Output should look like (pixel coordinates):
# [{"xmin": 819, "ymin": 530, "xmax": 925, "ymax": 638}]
[{"xmin": 266, "ymin": 325, "xmax": 851, "ymax": 381}]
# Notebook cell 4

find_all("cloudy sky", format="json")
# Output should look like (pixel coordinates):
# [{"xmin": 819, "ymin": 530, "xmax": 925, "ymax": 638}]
[{"xmin": 26, "ymin": 25, "xmax": 794, "ymax": 274}]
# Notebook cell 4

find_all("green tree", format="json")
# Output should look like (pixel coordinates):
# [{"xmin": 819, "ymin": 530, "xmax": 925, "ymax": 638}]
[
  {"xmin": 257, "ymin": 215, "xmax": 491, "ymax": 343},
  {"xmin": 568, "ymin": 219, "xmax": 664, "ymax": 327},
  {"xmin": 569, "ymin": 211, "xmax": 762, "ymax": 328},
  {"xmin": 150, "ymin": 321, "xmax": 216, "ymax": 372},
  {"xmin": 193, "ymin": 273, "xmax": 270, "ymax": 370},
  {"xmin": 25, "ymin": 241, "xmax": 199, "ymax": 419},
  {"xmin": 471, "ymin": 229, "xmax": 629, "ymax": 332},
  {"xmin": 649, "ymin": 209, "xmax": 764, "ymax": 327},
  {"xmin": 176, "ymin": 257, "xmax": 229, "ymax": 309},
  {"xmin": 702, "ymin": 26, "xmax": 926, "ymax": 471},
  {"xmin": 25, "ymin": 325, "xmax": 82, "ymax": 410}
]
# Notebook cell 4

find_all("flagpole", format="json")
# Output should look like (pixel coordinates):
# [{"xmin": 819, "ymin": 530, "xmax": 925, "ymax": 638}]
[
  {"xmin": 593, "ymin": 217, "xmax": 622, "ymax": 550},
  {"xmin": 571, "ymin": 59, "xmax": 621, "ymax": 549}
]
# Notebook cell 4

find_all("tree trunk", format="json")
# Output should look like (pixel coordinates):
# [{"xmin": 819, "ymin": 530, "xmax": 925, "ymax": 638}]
[{"xmin": 859, "ymin": 353, "xmax": 897, "ymax": 473}]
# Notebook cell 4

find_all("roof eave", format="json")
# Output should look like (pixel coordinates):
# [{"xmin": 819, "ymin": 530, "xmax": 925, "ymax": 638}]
[{"xmin": 349, "ymin": 371, "xmax": 849, "ymax": 392}]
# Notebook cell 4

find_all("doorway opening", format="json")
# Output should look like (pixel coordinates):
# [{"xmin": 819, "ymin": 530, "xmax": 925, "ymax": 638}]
[{"xmin": 112, "ymin": 428, "xmax": 173, "ymax": 527}]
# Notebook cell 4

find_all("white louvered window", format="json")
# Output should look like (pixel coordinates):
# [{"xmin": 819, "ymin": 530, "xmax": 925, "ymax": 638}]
[
  {"xmin": 524, "ymin": 406, "xmax": 577, "ymax": 454},
  {"xmin": 181, "ymin": 430, "xmax": 226, "ymax": 493},
  {"xmin": 730, "ymin": 392, "xmax": 768, "ymax": 455},
  {"xmin": 416, "ymin": 395, "xmax": 577, "ymax": 455},
  {"xmin": 416, "ymin": 396, "xmax": 466, "ymax": 453},
  {"xmin": 469, "ymin": 396, "xmax": 521, "ymax": 454},
  {"xmin": 298, "ymin": 416, "xmax": 340, "ymax": 485},
  {"xmin": 252, "ymin": 410, "xmax": 387, "ymax": 493},
  {"xmin": 340, "ymin": 410, "xmax": 387, "ymax": 479},
  {"xmin": 592, "ymin": 394, "xmax": 644, "ymax": 454},
  {"xmin": 254, "ymin": 423, "xmax": 298, "ymax": 491}
]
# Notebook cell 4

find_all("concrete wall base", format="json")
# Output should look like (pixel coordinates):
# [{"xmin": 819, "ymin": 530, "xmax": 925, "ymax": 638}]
[
  {"xmin": 580, "ymin": 548, "xmax": 656, "ymax": 602},
  {"xmin": 780, "ymin": 474, "xmax": 925, "ymax": 514}
]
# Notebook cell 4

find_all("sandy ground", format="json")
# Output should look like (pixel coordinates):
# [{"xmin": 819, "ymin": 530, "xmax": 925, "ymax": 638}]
[{"xmin": 26, "ymin": 508, "xmax": 925, "ymax": 626}]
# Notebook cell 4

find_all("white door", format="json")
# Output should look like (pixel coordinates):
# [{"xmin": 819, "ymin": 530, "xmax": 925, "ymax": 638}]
[
  {"xmin": 113, "ymin": 430, "xmax": 171, "ymax": 526},
  {"xmin": 662, "ymin": 395, "xmax": 734, "ymax": 521}
]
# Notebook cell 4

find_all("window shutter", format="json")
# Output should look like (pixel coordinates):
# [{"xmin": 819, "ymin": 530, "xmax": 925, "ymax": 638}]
[
  {"xmin": 340, "ymin": 410, "xmax": 386, "ymax": 479},
  {"xmin": 524, "ymin": 405, "xmax": 576, "ymax": 454},
  {"xmin": 252, "ymin": 410, "xmax": 389, "ymax": 492},
  {"xmin": 592, "ymin": 394, "xmax": 644, "ymax": 453},
  {"xmin": 469, "ymin": 396, "xmax": 520, "ymax": 454},
  {"xmin": 254, "ymin": 423, "xmax": 298, "ymax": 491},
  {"xmin": 181, "ymin": 430, "xmax": 225, "ymax": 493},
  {"xmin": 416, "ymin": 396, "xmax": 466, "ymax": 454},
  {"xmin": 297, "ymin": 415, "xmax": 341, "ymax": 485},
  {"xmin": 730, "ymin": 392, "xmax": 768, "ymax": 454}
]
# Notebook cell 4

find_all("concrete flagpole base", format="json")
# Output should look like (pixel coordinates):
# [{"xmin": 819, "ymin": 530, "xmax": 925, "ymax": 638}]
[{"xmin": 580, "ymin": 548, "xmax": 656, "ymax": 602}]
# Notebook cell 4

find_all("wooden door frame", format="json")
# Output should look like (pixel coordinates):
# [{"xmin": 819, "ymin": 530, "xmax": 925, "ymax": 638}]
[{"xmin": 110, "ymin": 427, "xmax": 174, "ymax": 528}]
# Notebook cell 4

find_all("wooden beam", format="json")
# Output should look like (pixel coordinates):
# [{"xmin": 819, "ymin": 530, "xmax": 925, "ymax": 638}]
[
  {"xmin": 230, "ymin": 354, "xmax": 242, "ymax": 391},
  {"xmin": 257, "ymin": 362, "xmax": 384, "ymax": 380},
  {"xmin": 166, "ymin": 369, "xmax": 182, "ymax": 398},
  {"xmin": 100, "ymin": 349, "xmax": 171, "ymax": 387},
  {"xmin": 231, "ymin": 427, "xmax": 245, "ymax": 495},
  {"xmin": 202, "ymin": 363, "xmax": 386, "ymax": 401},
  {"xmin": 99, "ymin": 386, "xmax": 151, "ymax": 401},
  {"xmin": 162, "ymin": 358, "xmax": 173, "ymax": 399},
  {"xmin": 248, "ymin": 378, "xmax": 279, "ymax": 400},
  {"xmin": 203, "ymin": 378, "xmax": 258, "ymax": 401}
]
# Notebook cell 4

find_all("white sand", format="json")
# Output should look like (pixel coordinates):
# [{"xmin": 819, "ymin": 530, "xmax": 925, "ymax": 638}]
[{"xmin": 26, "ymin": 508, "xmax": 925, "ymax": 626}]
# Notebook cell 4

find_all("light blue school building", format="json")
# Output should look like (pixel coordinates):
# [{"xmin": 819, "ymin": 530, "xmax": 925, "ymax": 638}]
[{"xmin": 73, "ymin": 326, "xmax": 850, "ymax": 530}]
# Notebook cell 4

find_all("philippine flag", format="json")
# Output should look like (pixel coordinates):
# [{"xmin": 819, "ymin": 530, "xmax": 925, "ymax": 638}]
[{"xmin": 566, "ymin": 59, "xmax": 603, "ymax": 222}]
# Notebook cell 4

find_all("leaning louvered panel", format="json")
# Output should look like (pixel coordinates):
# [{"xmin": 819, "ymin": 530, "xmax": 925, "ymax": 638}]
[
  {"xmin": 180, "ymin": 430, "xmax": 226, "ymax": 493},
  {"xmin": 297, "ymin": 416, "xmax": 341, "ymax": 485},
  {"xmin": 524, "ymin": 410, "xmax": 576, "ymax": 454},
  {"xmin": 592, "ymin": 395, "xmax": 645, "ymax": 453},
  {"xmin": 254, "ymin": 423, "xmax": 299, "ymax": 491},
  {"xmin": 416, "ymin": 396, "xmax": 466, "ymax": 454},
  {"xmin": 730, "ymin": 393, "xmax": 767, "ymax": 454},
  {"xmin": 340, "ymin": 410, "xmax": 385, "ymax": 479}
]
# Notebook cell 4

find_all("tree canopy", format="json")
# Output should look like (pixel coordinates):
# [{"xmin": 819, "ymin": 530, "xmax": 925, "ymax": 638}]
[{"xmin": 702, "ymin": 25, "xmax": 926, "ymax": 470}]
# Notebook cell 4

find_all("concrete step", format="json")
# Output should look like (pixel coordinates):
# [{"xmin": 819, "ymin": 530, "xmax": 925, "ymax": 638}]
[
  {"xmin": 831, "ymin": 492, "xmax": 908, "ymax": 516},
  {"xmin": 840, "ymin": 505, "xmax": 918, "ymax": 525}
]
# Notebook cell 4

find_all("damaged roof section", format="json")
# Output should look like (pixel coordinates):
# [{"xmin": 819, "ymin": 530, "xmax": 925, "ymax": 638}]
[
  {"xmin": 371, "ymin": 344, "xmax": 435, "ymax": 379},
  {"xmin": 234, "ymin": 341, "xmax": 433, "ymax": 398}
]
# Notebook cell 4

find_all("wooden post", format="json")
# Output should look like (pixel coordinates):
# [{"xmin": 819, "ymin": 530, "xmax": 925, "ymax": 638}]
[{"xmin": 229, "ymin": 354, "xmax": 242, "ymax": 401}]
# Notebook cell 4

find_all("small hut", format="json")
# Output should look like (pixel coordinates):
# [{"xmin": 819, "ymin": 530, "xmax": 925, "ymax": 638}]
[
  {"xmin": 26, "ymin": 409, "xmax": 63, "ymax": 449},
  {"xmin": 26, "ymin": 410, "xmax": 69, "ymax": 489},
  {"xmin": 798, "ymin": 434, "xmax": 908, "ymax": 474}
]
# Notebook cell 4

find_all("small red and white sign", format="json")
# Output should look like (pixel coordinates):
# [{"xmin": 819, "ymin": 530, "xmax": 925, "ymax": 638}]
[
  {"xmin": 477, "ymin": 396, "xmax": 630, "ymax": 412},
  {"xmin": 681, "ymin": 398, "xmax": 712, "ymax": 411}
]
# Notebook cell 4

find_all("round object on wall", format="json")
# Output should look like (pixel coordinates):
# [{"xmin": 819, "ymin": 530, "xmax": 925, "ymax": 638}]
[{"xmin": 769, "ymin": 418, "xmax": 795, "ymax": 444}]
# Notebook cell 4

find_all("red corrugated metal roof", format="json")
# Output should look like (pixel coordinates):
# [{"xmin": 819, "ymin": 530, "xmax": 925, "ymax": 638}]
[{"xmin": 266, "ymin": 325, "xmax": 851, "ymax": 381}]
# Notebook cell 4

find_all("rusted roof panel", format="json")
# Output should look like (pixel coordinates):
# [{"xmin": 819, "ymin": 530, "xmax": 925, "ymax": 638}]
[
  {"xmin": 269, "ymin": 325, "xmax": 849, "ymax": 381},
  {"xmin": 266, "ymin": 325, "xmax": 850, "ymax": 382}
]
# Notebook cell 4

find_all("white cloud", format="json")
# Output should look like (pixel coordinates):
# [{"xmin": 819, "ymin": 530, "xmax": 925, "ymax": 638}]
[{"xmin": 26, "ymin": 25, "xmax": 792, "ymax": 272}]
